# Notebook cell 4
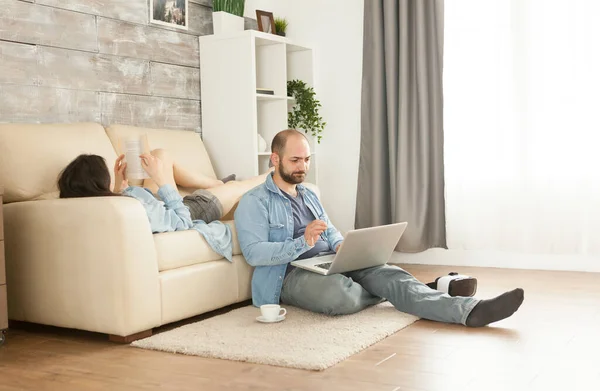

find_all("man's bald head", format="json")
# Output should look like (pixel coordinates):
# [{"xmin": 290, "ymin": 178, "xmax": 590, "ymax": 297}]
[
  {"xmin": 271, "ymin": 129, "xmax": 309, "ymax": 157},
  {"xmin": 270, "ymin": 129, "xmax": 311, "ymax": 185}
]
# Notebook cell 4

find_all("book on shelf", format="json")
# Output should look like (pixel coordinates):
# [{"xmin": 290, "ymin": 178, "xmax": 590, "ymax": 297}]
[{"xmin": 256, "ymin": 88, "xmax": 274, "ymax": 95}]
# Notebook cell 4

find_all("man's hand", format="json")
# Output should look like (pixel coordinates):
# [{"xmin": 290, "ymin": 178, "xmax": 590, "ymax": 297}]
[
  {"xmin": 304, "ymin": 220, "xmax": 327, "ymax": 247},
  {"xmin": 140, "ymin": 153, "xmax": 166, "ymax": 187},
  {"xmin": 113, "ymin": 154, "xmax": 128, "ymax": 193},
  {"xmin": 336, "ymin": 242, "xmax": 343, "ymax": 252}
]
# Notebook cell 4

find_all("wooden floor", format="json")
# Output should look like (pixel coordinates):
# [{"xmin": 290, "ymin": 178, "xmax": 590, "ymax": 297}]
[{"xmin": 1, "ymin": 264, "xmax": 599, "ymax": 391}]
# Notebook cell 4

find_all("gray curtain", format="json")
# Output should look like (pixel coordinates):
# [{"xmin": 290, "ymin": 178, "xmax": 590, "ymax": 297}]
[{"xmin": 355, "ymin": 0, "xmax": 446, "ymax": 252}]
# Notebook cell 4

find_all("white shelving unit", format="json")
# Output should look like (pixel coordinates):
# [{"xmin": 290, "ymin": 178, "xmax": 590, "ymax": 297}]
[{"xmin": 199, "ymin": 30, "xmax": 318, "ymax": 185}]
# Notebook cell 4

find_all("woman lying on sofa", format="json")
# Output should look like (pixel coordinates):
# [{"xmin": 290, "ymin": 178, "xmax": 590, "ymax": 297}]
[{"xmin": 57, "ymin": 149, "xmax": 271, "ymax": 234}]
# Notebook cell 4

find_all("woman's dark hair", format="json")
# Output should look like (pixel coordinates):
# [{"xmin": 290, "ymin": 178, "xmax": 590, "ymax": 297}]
[{"xmin": 58, "ymin": 154, "xmax": 120, "ymax": 198}]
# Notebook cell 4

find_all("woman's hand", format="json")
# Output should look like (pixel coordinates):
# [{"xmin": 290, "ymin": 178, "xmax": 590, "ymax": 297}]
[
  {"xmin": 140, "ymin": 153, "xmax": 166, "ymax": 187},
  {"xmin": 113, "ymin": 154, "xmax": 128, "ymax": 193}
]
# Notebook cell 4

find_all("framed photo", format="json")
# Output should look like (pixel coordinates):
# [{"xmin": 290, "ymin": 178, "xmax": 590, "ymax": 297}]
[
  {"xmin": 150, "ymin": 0, "xmax": 188, "ymax": 30},
  {"xmin": 256, "ymin": 10, "xmax": 275, "ymax": 34}
]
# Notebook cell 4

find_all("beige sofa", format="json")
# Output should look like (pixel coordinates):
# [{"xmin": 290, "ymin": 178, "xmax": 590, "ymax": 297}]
[{"xmin": 0, "ymin": 122, "xmax": 256, "ymax": 342}]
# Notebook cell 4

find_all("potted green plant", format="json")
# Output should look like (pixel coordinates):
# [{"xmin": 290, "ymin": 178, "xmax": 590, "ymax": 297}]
[
  {"xmin": 274, "ymin": 17, "xmax": 288, "ymax": 37},
  {"xmin": 287, "ymin": 80, "xmax": 326, "ymax": 143},
  {"xmin": 213, "ymin": 0, "xmax": 245, "ymax": 34}
]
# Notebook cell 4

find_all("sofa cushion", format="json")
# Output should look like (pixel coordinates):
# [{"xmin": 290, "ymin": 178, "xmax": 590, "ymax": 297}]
[
  {"xmin": 104, "ymin": 125, "xmax": 217, "ymax": 196},
  {"xmin": 0, "ymin": 123, "xmax": 118, "ymax": 203},
  {"xmin": 154, "ymin": 221, "xmax": 242, "ymax": 272}
]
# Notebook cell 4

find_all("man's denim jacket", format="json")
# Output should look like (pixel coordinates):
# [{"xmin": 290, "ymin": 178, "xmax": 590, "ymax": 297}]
[{"xmin": 234, "ymin": 174, "xmax": 344, "ymax": 306}]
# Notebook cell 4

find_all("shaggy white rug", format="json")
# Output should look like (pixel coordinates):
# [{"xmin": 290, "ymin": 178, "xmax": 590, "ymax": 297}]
[{"xmin": 131, "ymin": 303, "xmax": 419, "ymax": 371}]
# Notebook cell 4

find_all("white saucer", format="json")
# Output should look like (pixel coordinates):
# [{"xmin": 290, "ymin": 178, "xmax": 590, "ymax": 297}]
[{"xmin": 256, "ymin": 315, "xmax": 285, "ymax": 323}]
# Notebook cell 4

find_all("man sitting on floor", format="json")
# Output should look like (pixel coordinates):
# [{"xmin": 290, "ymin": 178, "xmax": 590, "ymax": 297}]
[{"xmin": 234, "ymin": 129, "xmax": 524, "ymax": 327}]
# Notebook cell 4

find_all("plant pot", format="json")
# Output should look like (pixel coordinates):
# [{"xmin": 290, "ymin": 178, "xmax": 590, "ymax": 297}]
[
  {"xmin": 276, "ymin": 31, "xmax": 286, "ymax": 37},
  {"xmin": 212, "ymin": 11, "xmax": 244, "ymax": 35}
]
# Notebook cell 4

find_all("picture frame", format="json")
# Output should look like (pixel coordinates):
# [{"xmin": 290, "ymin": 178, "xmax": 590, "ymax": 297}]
[
  {"xmin": 150, "ymin": 0, "xmax": 189, "ymax": 30},
  {"xmin": 256, "ymin": 10, "xmax": 276, "ymax": 34}
]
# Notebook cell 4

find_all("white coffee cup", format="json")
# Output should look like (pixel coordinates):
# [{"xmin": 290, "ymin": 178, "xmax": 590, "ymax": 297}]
[{"xmin": 260, "ymin": 304, "xmax": 286, "ymax": 321}]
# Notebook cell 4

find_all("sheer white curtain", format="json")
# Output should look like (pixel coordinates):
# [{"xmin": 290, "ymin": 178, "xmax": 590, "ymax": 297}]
[{"xmin": 444, "ymin": 1, "xmax": 600, "ymax": 255}]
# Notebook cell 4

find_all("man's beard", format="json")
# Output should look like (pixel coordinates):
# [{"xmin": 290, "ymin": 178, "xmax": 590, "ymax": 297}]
[{"xmin": 279, "ymin": 161, "xmax": 306, "ymax": 184}]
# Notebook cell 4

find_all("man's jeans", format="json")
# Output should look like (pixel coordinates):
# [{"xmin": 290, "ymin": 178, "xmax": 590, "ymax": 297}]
[{"xmin": 281, "ymin": 264, "xmax": 479, "ymax": 325}]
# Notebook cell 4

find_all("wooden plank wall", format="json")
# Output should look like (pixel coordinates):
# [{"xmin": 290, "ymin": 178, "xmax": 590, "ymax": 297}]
[{"xmin": 0, "ymin": 0, "xmax": 258, "ymax": 134}]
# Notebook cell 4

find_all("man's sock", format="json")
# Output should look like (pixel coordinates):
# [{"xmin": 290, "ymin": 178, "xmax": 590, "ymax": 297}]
[
  {"xmin": 465, "ymin": 288, "xmax": 524, "ymax": 327},
  {"xmin": 220, "ymin": 174, "xmax": 236, "ymax": 183}
]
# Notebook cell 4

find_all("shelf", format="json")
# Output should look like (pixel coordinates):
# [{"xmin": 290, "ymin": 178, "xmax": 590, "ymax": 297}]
[
  {"xmin": 257, "ymin": 94, "xmax": 295, "ymax": 102},
  {"xmin": 255, "ymin": 32, "xmax": 288, "ymax": 47},
  {"xmin": 200, "ymin": 28, "xmax": 316, "ymax": 185},
  {"xmin": 257, "ymin": 94, "xmax": 286, "ymax": 101},
  {"xmin": 200, "ymin": 30, "xmax": 311, "ymax": 51}
]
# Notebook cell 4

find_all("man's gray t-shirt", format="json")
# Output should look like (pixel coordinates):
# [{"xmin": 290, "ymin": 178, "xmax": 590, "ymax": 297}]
[{"xmin": 282, "ymin": 191, "xmax": 332, "ymax": 273}]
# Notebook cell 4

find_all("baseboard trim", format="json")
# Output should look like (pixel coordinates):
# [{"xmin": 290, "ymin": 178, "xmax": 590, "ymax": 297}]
[{"xmin": 392, "ymin": 248, "xmax": 600, "ymax": 273}]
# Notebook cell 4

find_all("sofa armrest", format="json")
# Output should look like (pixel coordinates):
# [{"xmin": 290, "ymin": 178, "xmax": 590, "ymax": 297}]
[{"xmin": 3, "ymin": 196, "xmax": 161, "ymax": 336}]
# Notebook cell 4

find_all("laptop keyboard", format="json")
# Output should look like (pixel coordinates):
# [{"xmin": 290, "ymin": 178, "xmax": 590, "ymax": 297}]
[{"xmin": 315, "ymin": 262, "xmax": 333, "ymax": 270}]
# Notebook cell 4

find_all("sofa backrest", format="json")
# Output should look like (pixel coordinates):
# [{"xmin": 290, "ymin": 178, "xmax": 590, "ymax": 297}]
[
  {"xmin": 0, "ymin": 123, "xmax": 118, "ymax": 203},
  {"xmin": 104, "ymin": 125, "xmax": 217, "ymax": 195}
]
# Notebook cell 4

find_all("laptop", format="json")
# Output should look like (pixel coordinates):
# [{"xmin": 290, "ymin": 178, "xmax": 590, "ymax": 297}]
[{"xmin": 290, "ymin": 222, "xmax": 408, "ymax": 276}]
